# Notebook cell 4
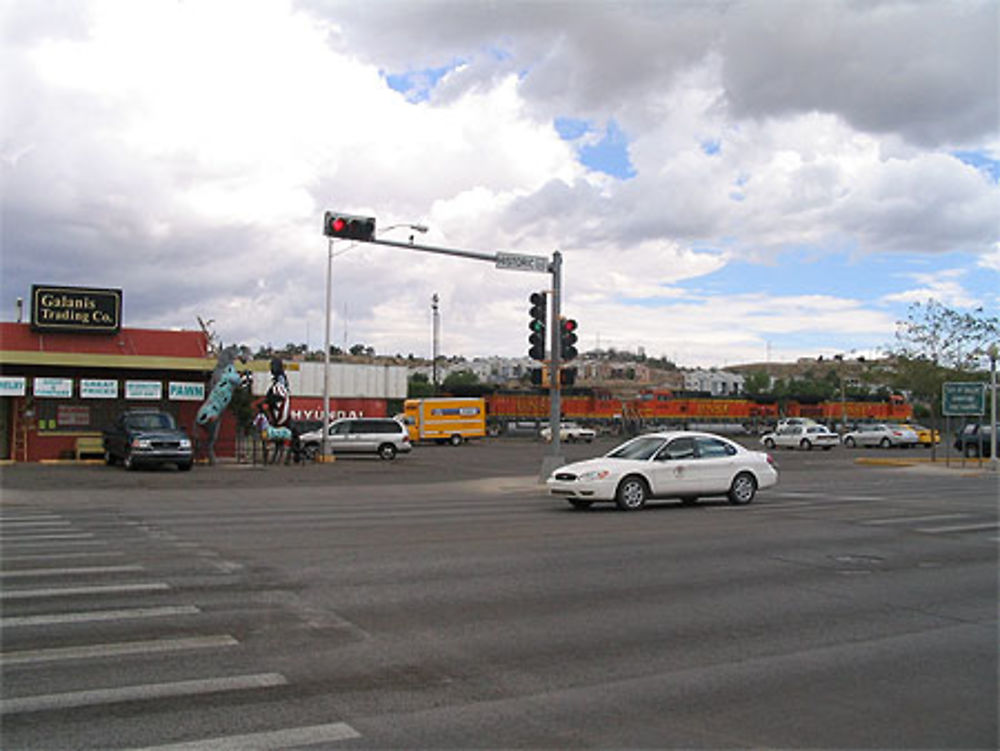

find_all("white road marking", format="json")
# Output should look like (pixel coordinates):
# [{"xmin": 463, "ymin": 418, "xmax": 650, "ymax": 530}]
[
  {"xmin": 127, "ymin": 722, "xmax": 362, "ymax": 750},
  {"xmin": 0, "ymin": 564, "xmax": 145, "ymax": 578},
  {"xmin": 862, "ymin": 513, "xmax": 973, "ymax": 526},
  {"xmin": 917, "ymin": 521, "xmax": 1000, "ymax": 534},
  {"xmin": 1, "ymin": 635, "xmax": 238, "ymax": 665},
  {"xmin": 1, "ymin": 605, "xmax": 201, "ymax": 628},
  {"xmin": 0, "ymin": 673, "xmax": 287, "ymax": 714},
  {"xmin": 1, "ymin": 551, "xmax": 125, "ymax": 562},
  {"xmin": 0, "ymin": 520, "xmax": 73, "ymax": 528},
  {"xmin": 0, "ymin": 539, "xmax": 107, "ymax": 549},
  {"xmin": 0, "ymin": 533, "xmax": 95, "ymax": 542},
  {"xmin": 1, "ymin": 582, "xmax": 171, "ymax": 600}
]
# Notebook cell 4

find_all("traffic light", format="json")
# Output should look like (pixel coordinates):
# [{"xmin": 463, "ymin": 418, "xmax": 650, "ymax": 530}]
[
  {"xmin": 323, "ymin": 211, "xmax": 376, "ymax": 241},
  {"xmin": 528, "ymin": 292, "xmax": 547, "ymax": 361},
  {"xmin": 560, "ymin": 317, "xmax": 578, "ymax": 361}
]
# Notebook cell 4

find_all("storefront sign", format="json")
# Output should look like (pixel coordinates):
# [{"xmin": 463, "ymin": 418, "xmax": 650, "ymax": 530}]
[
  {"xmin": 33, "ymin": 377, "xmax": 73, "ymax": 398},
  {"xmin": 31, "ymin": 284, "xmax": 122, "ymax": 334},
  {"xmin": 169, "ymin": 382, "xmax": 205, "ymax": 401},
  {"xmin": 57, "ymin": 405, "xmax": 91, "ymax": 427},
  {"xmin": 126, "ymin": 380, "xmax": 163, "ymax": 400},
  {"xmin": 0, "ymin": 376, "xmax": 26, "ymax": 397},
  {"xmin": 81, "ymin": 379, "xmax": 119, "ymax": 399}
]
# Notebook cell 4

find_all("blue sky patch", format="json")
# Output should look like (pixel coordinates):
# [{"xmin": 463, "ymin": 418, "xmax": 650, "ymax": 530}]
[
  {"xmin": 953, "ymin": 150, "xmax": 1000, "ymax": 182},
  {"xmin": 554, "ymin": 117, "xmax": 637, "ymax": 179},
  {"xmin": 383, "ymin": 60, "xmax": 463, "ymax": 102}
]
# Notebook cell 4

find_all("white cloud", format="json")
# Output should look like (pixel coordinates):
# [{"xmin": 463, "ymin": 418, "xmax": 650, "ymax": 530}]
[{"xmin": 1, "ymin": 0, "xmax": 996, "ymax": 369}]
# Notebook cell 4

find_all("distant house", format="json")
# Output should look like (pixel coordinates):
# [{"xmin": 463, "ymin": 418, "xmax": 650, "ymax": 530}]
[{"xmin": 683, "ymin": 369, "xmax": 745, "ymax": 396}]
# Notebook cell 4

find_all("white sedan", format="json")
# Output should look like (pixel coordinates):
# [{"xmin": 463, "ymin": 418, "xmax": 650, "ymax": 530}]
[
  {"xmin": 842, "ymin": 423, "xmax": 919, "ymax": 448},
  {"xmin": 539, "ymin": 422, "xmax": 596, "ymax": 443},
  {"xmin": 761, "ymin": 424, "xmax": 840, "ymax": 451},
  {"xmin": 546, "ymin": 431, "xmax": 778, "ymax": 511}
]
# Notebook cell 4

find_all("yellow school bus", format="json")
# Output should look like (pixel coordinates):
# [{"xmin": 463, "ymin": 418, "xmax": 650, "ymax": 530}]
[{"xmin": 402, "ymin": 398, "xmax": 486, "ymax": 445}]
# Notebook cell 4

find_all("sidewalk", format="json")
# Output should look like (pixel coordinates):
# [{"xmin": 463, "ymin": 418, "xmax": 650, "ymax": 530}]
[{"xmin": 856, "ymin": 455, "xmax": 997, "ymax": 475}]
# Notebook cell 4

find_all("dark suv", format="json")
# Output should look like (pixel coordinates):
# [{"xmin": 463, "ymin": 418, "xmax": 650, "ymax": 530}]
[
  {"xmin": 103, "ymin": 410, "xmax": 194, "ymax": 470},
  {"xmin": 953, "ymin": 423, "xmax": 994, "ymax": 458}
]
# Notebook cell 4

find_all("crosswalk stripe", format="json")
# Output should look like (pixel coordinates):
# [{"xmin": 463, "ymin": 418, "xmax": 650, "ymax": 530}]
[
  {"xmin": 917, "ymin": 521, "xmax": 1000, "ymax": 534},
  {"xmin": 1, "ymin": 635, "xmax": 238, "ymax": 665},
  {"xmin": 0, "ymin": 673, "xmax": 287, "ymax": 714},
  {"xmin": 0, "ymin": 533, "xmax": 95, "ymax": 542},
  {"xmin": 0, "ymin": 565, "xmax": 145, "ymax": 579},
  {"xmin": 861, "ymin": 513, "xmax": 972, "ymax": 526},
  {"xmin": 1, "ymin": 551, "xmax": 125, "ymax": 562},
  {"xmin": 1, "ymin": 582, "xmax": 170, "ymax": 600},
  {"xmin": 1, "ymin": 605, "xmax": 201, "ymax": 628},
  {"xmin": 126, "ymin": 721, "xmax": 361, "ymax": 750}
]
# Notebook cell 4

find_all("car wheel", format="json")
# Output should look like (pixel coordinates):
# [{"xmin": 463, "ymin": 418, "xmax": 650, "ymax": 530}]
[
  {"xmin": 615, "ymin": 476, "xmax": 648, "ymax": 511},
  {"xmin": 764, "ymin": 438, "xmax": 775, "ymax": 449},
  {"xmin": 728, "ymin": 472, "xmax": 757, "ymax": 505},
  {"xmin": 123, "ymin": 452, "xmax": 137, "ymax": 471},
  {"xmin": 302, "ymin": 443, "xmax": 319, "ymax": 461},
  {"xmin": 879, "ymin": 437, "xmax": 891, "ymax": 449},
  {"xmin": 964, "ymin": 444, "xmax": 979, "ymax": 458},
  {"xmin": 800, "ymin": 439, "xmax": 812, "ymax": 451},
  {"xmin": 177, "ymin": 462, "xmax": 192, "ymax": 472},
  {"xmin": 378, "ymin": 443, "xmax": 397, "ymax": 460},
  {"xmin": 844, "ymin": 437, "xmax": 856, "ymax": 448},
  {"xmin": 449, "ymin": 434, "xmax": 462, "ymax": 446},
  {"xmin": 568, "ymin": 499, "xmax": 593, "ymax": 510}
]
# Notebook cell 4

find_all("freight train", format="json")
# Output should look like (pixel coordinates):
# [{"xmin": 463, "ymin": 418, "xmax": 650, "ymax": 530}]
[{"xmin": 484, "ymin": 389, "xmax": 911, "ymax": 434}]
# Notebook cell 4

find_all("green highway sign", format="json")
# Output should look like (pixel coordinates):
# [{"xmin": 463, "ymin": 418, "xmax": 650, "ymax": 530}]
[{"xmin": 942, "ymin": 382, "xmax": 986, "ymax": 416}]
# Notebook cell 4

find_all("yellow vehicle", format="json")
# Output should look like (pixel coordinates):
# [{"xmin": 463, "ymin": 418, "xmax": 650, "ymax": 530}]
[
  {"xmin": 901, "ymin": 423, "xmax": 940, "ymax": 447},
  {"xmin": 403, "ymin": 398, "xmax": 486, "ymax": 445}
]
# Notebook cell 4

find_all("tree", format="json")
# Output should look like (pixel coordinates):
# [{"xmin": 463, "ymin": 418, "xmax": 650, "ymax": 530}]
[
  {"xmin": 888, "ymin": 300, "xmax": 999, "ymax": 455},
  {"xmin": 893, "ymin": 300, "xmax": 999, "ymax": 371},
  {"xmin": 408, "ymin": 373, "xmax": 435, "ymax": 398}
]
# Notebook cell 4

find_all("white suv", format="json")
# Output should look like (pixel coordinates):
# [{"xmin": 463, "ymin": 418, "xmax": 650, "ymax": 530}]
[{"xmin": 301, "ymin": 418, "xmax": 411, "ymax": 460}]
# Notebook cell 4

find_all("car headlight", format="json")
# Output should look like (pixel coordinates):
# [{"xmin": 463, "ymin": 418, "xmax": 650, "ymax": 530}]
[
  {"xmin": 578, "ymin": 469, "xmax": 611, "ymax": 482},
  {"xmin": 132, "ymin": 438, "xmax": 152, "ymax": 449},
  {"xmin": 179, "ymin": 439, "xmax": 192, "ymax": 449}
]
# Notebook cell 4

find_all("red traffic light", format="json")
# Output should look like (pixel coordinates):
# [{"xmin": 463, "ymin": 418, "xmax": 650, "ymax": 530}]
[
  {"xmin": 562, "ymin": 318, "xmax": 577, "ymax": 333},
  {"xmin": 323, "ymin": 211, "xmax": 376, "ymax": 241}
]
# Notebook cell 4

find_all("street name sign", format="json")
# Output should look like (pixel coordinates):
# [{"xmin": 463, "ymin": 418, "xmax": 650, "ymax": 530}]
[
  {"xmin": 942, "ymin": 382, "xmax": 986, "ymax": 416},
  {"xmin": 495, "ymin": 252, "xmax": 549, "ymax": 273}
]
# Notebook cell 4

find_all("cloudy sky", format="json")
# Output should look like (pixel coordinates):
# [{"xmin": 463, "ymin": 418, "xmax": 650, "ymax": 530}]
[{"xmin": 2, "ymin": 0, "xmax": 998, "ymax": 367}]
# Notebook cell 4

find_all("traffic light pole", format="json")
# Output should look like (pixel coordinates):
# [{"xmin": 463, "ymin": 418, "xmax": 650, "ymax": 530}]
[
  {"xmin": 543, "ymin": 251, "xmax": 565, "ymax": 478},
  {"xmin": 369, "ymin": 237, "xmax": 566, "ymax": 477}
]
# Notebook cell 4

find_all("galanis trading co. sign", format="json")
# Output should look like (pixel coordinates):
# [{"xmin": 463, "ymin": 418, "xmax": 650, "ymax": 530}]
[{"xmin": 31, "ymin": 285, "xmax": 122, "ymax": 334}]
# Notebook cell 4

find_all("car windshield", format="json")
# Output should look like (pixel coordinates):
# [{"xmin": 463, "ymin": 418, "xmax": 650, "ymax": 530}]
[
  {"xmin": 607, "ymin": 436, "xmax": 666, "ymax": 461},
  {"xmin": 125, "ymin": 413, "xmax": 176, "ymax": 430}
]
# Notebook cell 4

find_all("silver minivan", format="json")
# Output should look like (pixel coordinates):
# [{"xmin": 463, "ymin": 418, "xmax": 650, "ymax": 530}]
[{"xmin": 301, "ymin": 418, "xmax": 411, "ymax": 460}]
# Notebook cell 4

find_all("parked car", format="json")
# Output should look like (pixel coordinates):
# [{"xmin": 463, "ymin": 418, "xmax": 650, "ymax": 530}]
[
  {"xmin": 775, "ymin": 417, "xmax": 819, "ymax": 430},
  {"xmin": 546, "ymin": 431, "xmax": 778, "ymax": 511},
  {"xmin": 900, "ymin": 423, "xmax": 940, "ymax": 448},
  {"xmin": 761, "ymin": 424, "xmax": 839, "ymax": 451},
  {"xmin": 842, "ymin": 423, "xmax": 919, "ymax": 449},
  {"xmin": 953, "ymin": 423, "xmax": 994, "ymax": 458},
  {"xmin": 539, "ymin": 421, "xmax": 596, "ymax": 443},
  {"xmin": 103, "ymin": 410, "xmax": 193, "ymax": 471},
  {"xmin": 299, "ymin": 417, "xmax": 411, "ymax": 460}
]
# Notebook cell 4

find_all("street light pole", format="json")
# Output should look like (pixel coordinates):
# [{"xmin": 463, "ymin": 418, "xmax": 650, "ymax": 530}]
[
  {"xmin": 322, "ymin": 222, "xmax": 428, "ymax": 460},
  {"xmin": 989, "ymin": 343, "xmax": 998, "ymax": 472}
]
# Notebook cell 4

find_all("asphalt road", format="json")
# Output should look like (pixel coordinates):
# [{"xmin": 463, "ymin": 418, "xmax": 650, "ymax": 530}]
[{"xmin": 1, "ymin": 437, "xmax": 997, "ymax": 749}]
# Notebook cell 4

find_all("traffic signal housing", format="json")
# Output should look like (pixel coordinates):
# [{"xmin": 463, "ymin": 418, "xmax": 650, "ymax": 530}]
[
  {"xmin": 560, "ymin": 317, "xmax": 578, "ymax": 361},
  {"xmin": 323, "ymin": 212, "xmax": 376, "ymax": 241},
  {"xmin": 528, "ymin": 292, "xmax": 547, "ymax": 361}
]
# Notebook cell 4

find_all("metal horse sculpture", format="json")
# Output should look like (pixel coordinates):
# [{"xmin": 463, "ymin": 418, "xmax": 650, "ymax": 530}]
[
  {"xmin": 251, "ymin": 409, "xmax": 295, "ymax": 464},
  {"xmin": 195, "ymin": 346, "xmax": 251, "ymax": 465}
]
